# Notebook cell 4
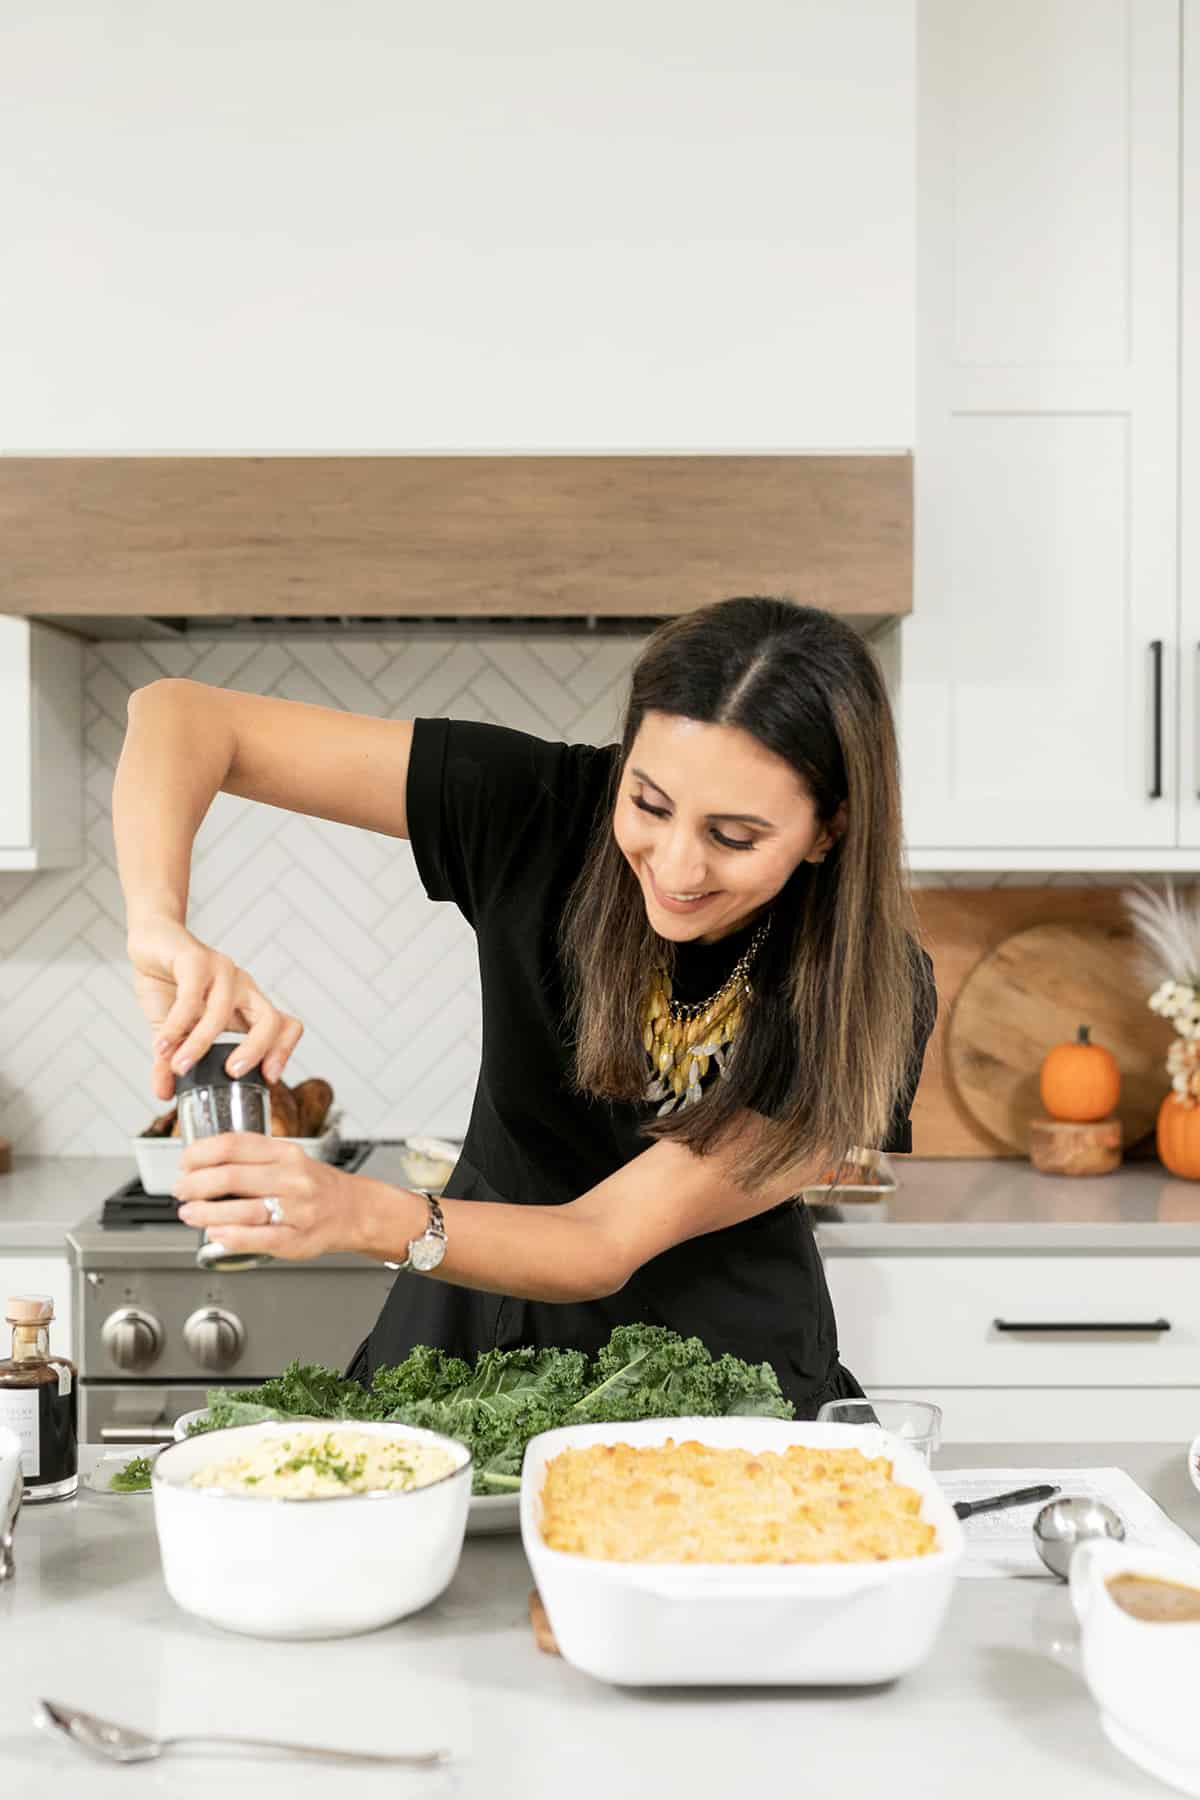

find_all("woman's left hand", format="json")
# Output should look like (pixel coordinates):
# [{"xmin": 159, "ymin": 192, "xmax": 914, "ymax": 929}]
[{"xmin": 174, "ymin": 1135, "xmax": 370, "ymax": 1262}]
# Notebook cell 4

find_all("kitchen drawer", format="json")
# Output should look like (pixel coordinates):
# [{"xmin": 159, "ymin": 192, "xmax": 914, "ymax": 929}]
[
  {"xmin": 824, "ymin": 1255, "xmax": 1200, "ymax": 1387},
  {"xmin": 878, "ymin": 1387, "xmax": 1200, "ymax": 1445}
]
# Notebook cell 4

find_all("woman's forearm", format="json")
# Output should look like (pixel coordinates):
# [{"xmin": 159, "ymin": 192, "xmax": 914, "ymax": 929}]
[
  {"xmin": 114, "ymin": 680, "xmax": 236, "ymax": 929},
  {"xmin": 356, "ymin": 1180, "xmax": 627, "ymax": 1304}
]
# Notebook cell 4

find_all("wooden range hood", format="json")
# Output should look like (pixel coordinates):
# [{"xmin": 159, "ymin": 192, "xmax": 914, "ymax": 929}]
[{"xmin": 1, "ymin": 454, "xmax": 911, "ymax": 638}]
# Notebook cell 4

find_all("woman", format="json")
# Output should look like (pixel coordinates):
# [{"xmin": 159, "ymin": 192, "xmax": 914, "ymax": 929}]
[{"xmin": 114, "ymin": 596, "xmax": 936, "ymax": 1413}]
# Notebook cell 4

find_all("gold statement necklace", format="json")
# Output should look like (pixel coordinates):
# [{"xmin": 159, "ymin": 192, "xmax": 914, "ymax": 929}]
[{"xmin": 642, "ymin": 917, "xmax": 771, "ymax": 1115}]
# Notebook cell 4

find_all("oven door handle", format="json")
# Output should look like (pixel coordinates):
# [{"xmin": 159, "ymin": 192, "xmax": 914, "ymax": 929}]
[{"xmin": 99, "ymin": 1424, "xmax": 178, "ymax": 1444}]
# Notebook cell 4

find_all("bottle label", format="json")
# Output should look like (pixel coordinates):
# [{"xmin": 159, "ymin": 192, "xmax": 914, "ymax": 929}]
[{"xmin": 0, "ymin": 1389, "xmax": 40, "ymax": 1479}]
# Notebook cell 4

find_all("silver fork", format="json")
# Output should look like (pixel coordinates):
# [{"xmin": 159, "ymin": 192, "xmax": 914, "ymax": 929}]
[{"xmin": 36, "ymin": 1699, "xmax": 448, "ymax": 1767}]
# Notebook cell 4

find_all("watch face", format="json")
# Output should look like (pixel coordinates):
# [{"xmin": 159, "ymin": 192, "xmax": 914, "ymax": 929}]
[{"xmin": 409, "ymin": 1233, "xmax": 446, "ymax": 1273}]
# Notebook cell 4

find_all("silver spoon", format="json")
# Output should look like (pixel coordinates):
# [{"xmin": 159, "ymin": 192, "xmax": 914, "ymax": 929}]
[
  {"xmin": 1033, "ymin": 1495, "xmax": 1126, "ymax": 1580},
  {"xmin": 35, "ymin": 1699, "xmax": 448, "ymax": 1768}
]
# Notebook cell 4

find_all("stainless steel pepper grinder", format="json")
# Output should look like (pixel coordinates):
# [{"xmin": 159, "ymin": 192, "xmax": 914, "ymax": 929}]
[{"xmin": 175, "ymin": 1034, "xmax": 273, "ymax": 1272}]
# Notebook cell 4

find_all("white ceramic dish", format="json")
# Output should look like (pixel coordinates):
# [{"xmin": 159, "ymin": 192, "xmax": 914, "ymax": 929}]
[
  {"xmin": 1070, "ymin": 1536, "xmax": 1200, "ymax": 1796},
  {"xmin": 133, "ymin": 1129, "xmax": 340, "ymax": 1197},
  {"xmin": 152, "ymin": 1419, "xmax": 471, "ymax": 1638},
  {"xmin": 468, "ymin": 1491, "xmax": 521, "ymax": 1535},
  {"xmin": 1187, "ymin": 1433, "xmax": 1200, "ymax": 1497},
  {"xmin": 521, "ymin": 1417, "xmax": 963, "ymax": 1687},
  {"xmin": 172, "ymin": 1408, "xmax": 213, "ymax": 1440}
]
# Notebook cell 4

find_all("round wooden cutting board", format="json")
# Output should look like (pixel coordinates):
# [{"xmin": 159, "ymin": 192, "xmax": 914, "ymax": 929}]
[{"xmin": 947, "ymin": 920, "xmax": 1174, "ymax": 1153}]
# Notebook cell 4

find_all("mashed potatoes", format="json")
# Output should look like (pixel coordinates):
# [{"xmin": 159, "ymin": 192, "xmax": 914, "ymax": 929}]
[
  {"xmin": 539, "ymin": 1439, "xmax": 938, "ymax": 1563},
  {"xmin": 189, "ymin": 1429, "xmax": 459, "ymax": 1499}
]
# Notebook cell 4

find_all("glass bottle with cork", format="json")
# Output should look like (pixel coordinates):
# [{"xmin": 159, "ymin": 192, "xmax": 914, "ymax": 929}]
[{"xmin": 0, "ymin": 1294, "xmax": 78, "ymax": 1502}]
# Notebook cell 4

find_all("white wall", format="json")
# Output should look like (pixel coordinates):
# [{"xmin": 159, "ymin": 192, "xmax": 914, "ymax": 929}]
[{"xmin": 0, "ymin": 1, "xmax": 915, "ymax": 451}]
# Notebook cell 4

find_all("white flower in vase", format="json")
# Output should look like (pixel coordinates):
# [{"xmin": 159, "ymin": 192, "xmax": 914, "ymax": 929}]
[{"xmin": 1124, "ymin": 880, "xmax": 1200, "ymax": 1177}]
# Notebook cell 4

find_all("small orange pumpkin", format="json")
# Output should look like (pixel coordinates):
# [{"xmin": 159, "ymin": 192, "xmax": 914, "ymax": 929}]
[
  {"xmin": 1156, "ymin": 1093, "xmax": 1200, "ymax": 1180},
  {"xmin": 1039, "ymin": 1025, "xmax": 1121, "ymax": 1123}
]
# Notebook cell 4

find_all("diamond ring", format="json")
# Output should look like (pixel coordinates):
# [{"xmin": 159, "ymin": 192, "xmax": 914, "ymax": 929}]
[{"xmin": 262, "ymin": 1196, "xmax": 286, "ymax": 1226}]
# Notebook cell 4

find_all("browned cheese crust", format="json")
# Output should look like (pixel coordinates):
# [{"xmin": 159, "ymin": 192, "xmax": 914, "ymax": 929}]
[{"xmin": 539, "ymin": 1439, "xmax": 938, "ymax": 1564}]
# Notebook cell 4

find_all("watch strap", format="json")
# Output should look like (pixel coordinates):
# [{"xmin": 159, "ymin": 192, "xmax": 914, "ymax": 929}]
[{"xmin": 385, "ymin": 1190, "xmax": 447, "ymax": 1272}]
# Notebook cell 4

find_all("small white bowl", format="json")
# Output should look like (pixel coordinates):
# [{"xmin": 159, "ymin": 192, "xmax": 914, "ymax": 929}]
[
  {"xmin": 172, "ymin": 1407, "xmax": 216, "ymax": 1441},
  {"xmin": 133, "ymin": 1129, "xmax": 339, "ymax": 1196},
  {"xmin": 151, "ymin": 1420, "xmax": 471, "ymax": 1638},
  {"xmin": 84, "ymin": 1450, "xmax": 161, "ymax": 1496}
]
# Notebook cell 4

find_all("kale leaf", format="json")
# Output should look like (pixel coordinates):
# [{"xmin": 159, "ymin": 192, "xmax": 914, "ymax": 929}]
[
  {"xmin": 571, "ymin": 1325, "xmax": 792, "ymax": 1425},
  {"xmin": 196, "ymin": 1327, "xmax": 793, "ymax": 1493}
]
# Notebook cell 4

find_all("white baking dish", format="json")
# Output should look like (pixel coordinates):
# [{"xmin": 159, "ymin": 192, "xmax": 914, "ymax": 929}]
[
  {"xmin": 521, "ymin": 1417, "xmax": 963, "ymax": 1686},
  {"xmin": 151, "ymin": 1419, "xmax": 471, "ymax": 1638},
  {"xmin": 132, "ymin": 1128, "xmax": 339, "ymax": 1196}
]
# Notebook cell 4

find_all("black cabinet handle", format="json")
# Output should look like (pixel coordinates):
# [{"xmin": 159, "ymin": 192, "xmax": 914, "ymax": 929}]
[
  {"xmin": 1149, "ymin": 639, "xmax": 1164, "ymax": 798},
  {"xmin": 993, "ymin": 1318, "xmax": 1171, "ymax": 1334}
]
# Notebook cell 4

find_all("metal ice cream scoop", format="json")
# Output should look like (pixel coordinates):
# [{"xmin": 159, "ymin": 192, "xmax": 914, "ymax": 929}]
[{"xmin": 1033, "ymin": 1495, "xmax": 1126, "ymax": 1579}]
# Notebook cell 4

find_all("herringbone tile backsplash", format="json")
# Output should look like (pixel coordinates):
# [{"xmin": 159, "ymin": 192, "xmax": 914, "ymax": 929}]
[
  {"xmin": 0, "ymin": 633, "xmax": 1134, "ymax": 1155},
  {"xmin": 0, "ymin": 634, "xmax": 645, "ymax": 1154}
]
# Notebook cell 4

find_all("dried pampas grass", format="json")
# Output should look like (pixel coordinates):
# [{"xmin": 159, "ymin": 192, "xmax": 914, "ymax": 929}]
[{"xmin": 1122, "ymin": 879, "xmax": 1200, "ymax": 991}]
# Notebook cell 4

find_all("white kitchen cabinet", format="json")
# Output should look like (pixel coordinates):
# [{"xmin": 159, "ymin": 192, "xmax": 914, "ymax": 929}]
[
  {"xmin": 900, "ymin": 0, "xmax": 1189, "ymax": 869},
  {"xmin": 1180, "ymin": 0, "xmax": 1200, "ymax": 851},
  {"xmin": 0, "ymin": 618, "xmax": 83, "ymax": 871},
  {"xmin": 0, "ymin": 1254, "xmax": 73, "ymax": 1362},
  {"xmin": 823, "ymin": 1250, "xmax": 1200, "ymax": 1442}
]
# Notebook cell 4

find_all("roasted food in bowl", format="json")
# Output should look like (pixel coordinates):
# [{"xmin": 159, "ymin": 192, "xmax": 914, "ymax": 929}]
[
  {"xmin": 134, "ymin": 1074, "xmax": 339, "ymax": 1195},
  {"xmin": 152, "ymin": 1420, "xmax": 471, "ymax": 1638},
  {"xmin": 141, "ymin": 1075, "xmax": 335, "ymax": 1140},
  {"xmin": 520, "ymin": 1418, "xmax": 963, "ymax": 1686}
]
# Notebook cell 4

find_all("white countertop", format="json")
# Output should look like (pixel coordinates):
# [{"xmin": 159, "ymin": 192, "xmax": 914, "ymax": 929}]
[
  {"xmin": 1, "ymin": 1441, "xmax": 1197, "ymax": 1798},
  {"xmin": 0, "ymin": 1156, "xmax": 130, "ymax": 1251},
  {"xmin": 4, "ymin": 1153, "xmax": 1200, "ymax": 1255}
]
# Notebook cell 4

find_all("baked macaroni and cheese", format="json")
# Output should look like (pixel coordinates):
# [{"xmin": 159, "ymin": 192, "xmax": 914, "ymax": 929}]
[{"xmin": 539, "ymin": 1439, "xmax": 938, "ymax": 1563}]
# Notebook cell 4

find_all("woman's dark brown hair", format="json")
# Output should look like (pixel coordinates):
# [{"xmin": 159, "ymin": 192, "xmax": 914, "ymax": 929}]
[{"xmin": 561, "ymin": 596, "xmax": 934, "ymax": 1189}]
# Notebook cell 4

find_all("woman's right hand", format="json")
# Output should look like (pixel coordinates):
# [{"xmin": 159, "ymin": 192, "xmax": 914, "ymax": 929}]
[{"xmin": 127, "ymin": 916, "xmax": 304, "ymax": 1102}]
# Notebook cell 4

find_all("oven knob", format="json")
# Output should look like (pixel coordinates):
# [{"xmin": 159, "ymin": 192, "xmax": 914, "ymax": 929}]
[
  {"xmin": 101, "ymin": 1308, "xmax": 164, "ymax": 1372},
  {"xmin": 183, "ymin": 1307, "xmax": 245, "ymax": 1371}
]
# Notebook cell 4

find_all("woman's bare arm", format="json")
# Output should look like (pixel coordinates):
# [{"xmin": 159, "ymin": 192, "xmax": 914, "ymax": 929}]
[
  {"xmin": 114, "ymin": 679, "xmax": 414, "ymax": 1093},
  {"xmin": 174, "ymin": 1123, "xmax": 825, "ymax": 1298},
  {"xmin": 117, "ymin": 680, "xmax": 415, "ymax": 885}
]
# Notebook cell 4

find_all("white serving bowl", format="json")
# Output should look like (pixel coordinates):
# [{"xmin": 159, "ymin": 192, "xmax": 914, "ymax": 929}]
[
  {"xmin": 1188, "ymin": 1433, "xmax": 1200, "ymax": 1498},
  {"xmin": 172, "ymin": 1406, "xmax": 298, "ymax": 1441},
  {"xmin": 133, "ymin": 1129, "xmax": 339, "ymax": 1197},
  {"xmin": 521, "ymin": 1417, "xmax": 963, "ymax": 1687},
  {"xmin": 151, "ymin": 1419, "xmax": 471, "ymax": 1639}
]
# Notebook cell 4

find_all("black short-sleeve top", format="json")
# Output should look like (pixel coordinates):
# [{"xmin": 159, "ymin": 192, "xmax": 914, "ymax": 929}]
[{"xmin": 357, "ymin": 718, "xmax": 937, "ymax": 1412}]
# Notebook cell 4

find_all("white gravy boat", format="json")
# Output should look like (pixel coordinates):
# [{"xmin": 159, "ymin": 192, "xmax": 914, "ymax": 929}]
[{"xmin": 1070, "ymin": 1536, "xmax": 1200, "ymax": 1795}]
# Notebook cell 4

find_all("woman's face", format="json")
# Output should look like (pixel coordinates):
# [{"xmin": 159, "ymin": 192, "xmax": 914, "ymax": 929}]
[{"xmin": 613, "ymin": 710, "xmax": 844, "ymax": 945}]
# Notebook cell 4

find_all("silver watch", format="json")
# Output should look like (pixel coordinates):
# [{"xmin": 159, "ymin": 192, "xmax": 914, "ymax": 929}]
[{"xmin": 385, "ymin": 1190, "xmax": 447, "ymax": 1273}]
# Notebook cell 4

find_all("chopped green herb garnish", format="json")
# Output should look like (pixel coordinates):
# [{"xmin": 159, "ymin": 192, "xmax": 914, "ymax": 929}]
[{"xmin": 109, "ymin": 1455, "xmax": 153, "ymax": 1492}]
